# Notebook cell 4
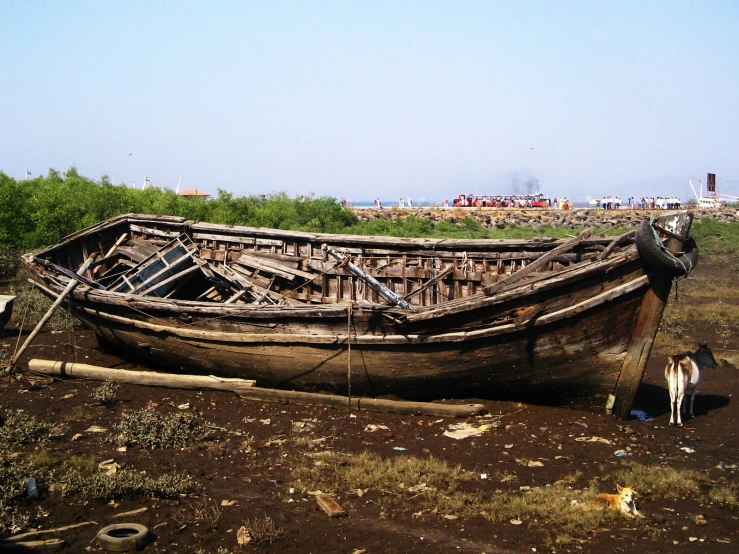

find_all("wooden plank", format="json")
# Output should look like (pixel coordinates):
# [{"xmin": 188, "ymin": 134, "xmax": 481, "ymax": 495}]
[
  {"xmin": 238, "ymin": 253, "xmax": 314, "ymax": 280},
  {"xmin": 402, "ymin": 265, "xmax": 454, "ymax": 302},
  {"xmin": 92, "ymin": 233, "xmax": 128, "ymax": 277},
  {"xmin": 192, "ymin": 232, "xmax": 256, "ymax": 244},
  {"xmin": 315, "ymin": 494, "xmax": 346, "ymax": 518},
  {"xmin": 131, "ymin": 252, "xmax": 196, "ymax": 294},
  {"xmin": 224, "ymin": 288, "xmax": 252, "ymax": 304},
  {"xmin": 255, "ymin": 238, "xmax": 284, "ymax": 247},
  {"xmin": 599, "ymin": 229, "xmax": 636, "ymax": 261},
  {"xmin": 484, "ymin": 229, "xmax": 591, "ymax": 296},
  {"xmin": 137, "ymin": 264, "xmax": 202, "ymax": 297},
  {"xmin": 234, "ymin": 254, "xmax": 295, "ymax": 281},
  {"xmin": 129, "ymin": 224, "xmax": 181, "ymax": 238}
]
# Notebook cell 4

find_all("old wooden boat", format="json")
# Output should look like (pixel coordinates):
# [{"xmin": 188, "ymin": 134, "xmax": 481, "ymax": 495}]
[{"xmin": 21, "ymin": 212, "xmax": 697, "ymax": 415}]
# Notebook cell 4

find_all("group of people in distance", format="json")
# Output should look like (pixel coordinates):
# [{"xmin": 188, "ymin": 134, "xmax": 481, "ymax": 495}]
[
  {"xmin": 591, "ymin": 196, "xmax": 682, "ymax": 210},
  {"xmin": 369, "ymin": 195, "xmax": 683, "ymax": 210},
  {"xmin": 638, "ymin": 197, "xmax": 682, "ymax": 209}
]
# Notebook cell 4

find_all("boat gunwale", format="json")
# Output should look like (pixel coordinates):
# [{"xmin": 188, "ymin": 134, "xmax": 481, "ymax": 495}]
[
  {"xmin": 33, "ymin": 212, "xmax": 635, "ymax": 256},
  {"xmin": 26, "ymin": 243, "xmax": 644, "ymax": 323}
]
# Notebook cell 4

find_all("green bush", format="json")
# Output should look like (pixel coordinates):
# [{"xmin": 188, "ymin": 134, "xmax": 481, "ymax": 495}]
[
  {"xmin": 0, "ymin": 453, "xmax": 31, "ymax": 535},
  {"xmin": 111, "ymin": 405, "xmax": 212, "ymax": 449},
  {"xmin": 91, "ymin": 382, "xmax": 120, "ymax": 406},
  {"xmin": 58, "ymin": 468, "xmax": 197, "ymax": 499},
  {"xmin": 0, "ymin": 409, "xmax": 65, "ymax": 446}
]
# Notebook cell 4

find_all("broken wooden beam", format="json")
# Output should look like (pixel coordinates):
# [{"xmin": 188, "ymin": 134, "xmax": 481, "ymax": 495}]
[{"xmin": 27, "ymin": 359, "xmax": 255, "ymax": 391}]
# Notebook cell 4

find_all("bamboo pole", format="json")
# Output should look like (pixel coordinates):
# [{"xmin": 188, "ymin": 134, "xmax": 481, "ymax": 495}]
[
  {"xmin": 28, "ymin": 359, "xmax": 484, "ymax": 417},
  {"xmin": 10, "ymin": 253, "xmax": 98, "ymax": 367},
  {"xmin": 27, "ymin": 359, "xmax": 255, "ymax": 391},
  {"xmin": 235, "ymin": 386, "xmax": 487, "ymax": 418}
]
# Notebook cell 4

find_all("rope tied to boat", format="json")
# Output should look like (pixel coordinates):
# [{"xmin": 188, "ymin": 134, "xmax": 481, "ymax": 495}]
[{"xmin": 647, "ymin": 217, "xmax": 694, "ymax": 278}]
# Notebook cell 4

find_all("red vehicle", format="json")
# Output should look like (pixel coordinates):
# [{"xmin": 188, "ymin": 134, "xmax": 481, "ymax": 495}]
[{"xmin": 453, "ymin": 193, "xmax": 550, "ymax": 208}]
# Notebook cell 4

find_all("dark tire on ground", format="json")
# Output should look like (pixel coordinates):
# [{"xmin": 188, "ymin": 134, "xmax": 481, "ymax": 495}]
[
  {"xmin": 96, "ymin": 523, "xmax": 150, "ymax": 552},
  {"xmin": 636, "ymin": 219, "xmax": 699, "ymax": 277}
]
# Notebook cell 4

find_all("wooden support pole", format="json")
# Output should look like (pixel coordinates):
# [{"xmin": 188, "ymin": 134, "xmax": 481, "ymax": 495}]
[
  {"xmin": 611, "ymin": 274, "xmax": 673, "ymax": 419},
  {"xmin": 612, "ymin": 212, "xmax": 693, "ymax": 419},
  {"xmin": 10, "ymin": 254, "xmax": 98, "ymax": 367},
  {"xmin": 27, "ymin": 359, "xmax": 255, "ymax": 391}
]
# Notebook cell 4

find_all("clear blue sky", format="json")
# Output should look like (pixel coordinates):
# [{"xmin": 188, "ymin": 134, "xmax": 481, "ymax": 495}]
[{"xmin": 1, "ymin": 0, "xmax": 737, "ymax": 203}]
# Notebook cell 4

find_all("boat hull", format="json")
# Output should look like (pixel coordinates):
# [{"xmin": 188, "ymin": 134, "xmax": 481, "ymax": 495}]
[{"xmin": 20, "ymin": 212, "xmax": 690, "ymax": 413}]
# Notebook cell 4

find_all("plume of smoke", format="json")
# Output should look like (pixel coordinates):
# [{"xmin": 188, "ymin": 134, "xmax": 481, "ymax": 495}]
[{"xmin": 507, "ymin": 173, "xmax": 540, "ymax": 195}]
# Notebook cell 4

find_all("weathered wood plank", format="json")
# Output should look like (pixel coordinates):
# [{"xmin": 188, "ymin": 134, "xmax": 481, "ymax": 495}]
[{"xmin": 484, "ymin": 230, "xmax": 591, "ymax": 296}]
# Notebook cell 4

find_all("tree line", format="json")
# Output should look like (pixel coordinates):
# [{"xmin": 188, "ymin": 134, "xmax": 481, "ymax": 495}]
[{"xmin": 0, "ymin": 167, "xmax": 361, "ymax": 251}]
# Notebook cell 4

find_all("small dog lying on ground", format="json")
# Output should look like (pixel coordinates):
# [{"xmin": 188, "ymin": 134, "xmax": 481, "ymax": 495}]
[{"xmin": 592, "ymin": 485, "xmax": 642, "ymax": 517}]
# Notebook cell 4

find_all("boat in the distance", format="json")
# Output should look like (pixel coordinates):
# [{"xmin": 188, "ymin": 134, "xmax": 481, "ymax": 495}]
[{"xmin": 20, "ymin": 212, "xmax": 697, "ymax": 416}]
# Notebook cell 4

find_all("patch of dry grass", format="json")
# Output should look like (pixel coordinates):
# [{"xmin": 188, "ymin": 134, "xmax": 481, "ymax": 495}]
[
  {"xmin": 290, "ymin": 453, "xmax": 737, "ymax": 545},
  {"xmin": 237, "ymin": 515, "xmax": 284, "ymax": 545},
  {"xmin": 655, "ymin": 261, "xmax": 739, "ymax": 354},
  {"xmin": 604, "ymin": 462, "xmax": 705, "ymax": 499},
  {"xmin": 174, "ymin": 493, "xmax": 222, "ymax": 528}
]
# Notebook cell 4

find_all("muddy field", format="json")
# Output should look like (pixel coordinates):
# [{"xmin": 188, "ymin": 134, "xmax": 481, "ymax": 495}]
[{"xmin": 1, "ymin": 253, "xmax": 738, "ymax": 554}]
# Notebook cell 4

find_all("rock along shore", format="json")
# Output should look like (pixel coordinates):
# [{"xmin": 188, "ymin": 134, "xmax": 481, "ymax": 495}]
[{"xmin": 351, "ymin": 206, "xmax": 739, "ymax": 229}]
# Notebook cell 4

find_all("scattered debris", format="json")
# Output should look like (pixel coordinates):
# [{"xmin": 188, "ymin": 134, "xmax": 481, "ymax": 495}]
[
  {"xmin": 98, "ymin": 459, "xmax": 120, "ymax": 476},
  {"xmin": 112, "ymin": 507, "xmax": 149, "ymax": 519},
  {"xmin": 443, "ymin": 422, "xmax": 493, "ymax": 440},
  {"xmin": 517, "ymin": 459, "xmax": 544, "ymax": 468},
  {"xmin": 574, "ymin": 436, "xmax": 613, "ymax": 444},
  {"xmin": 237, "ymin": 525, "xmax": 251, "ymax": 545},
  {"xmin": 85, "ymin": 425, "xmax": 108, "ymax": 433},
  {"xmin": 364, "ymin": 424, "xmax": 390, "ymax": 432},
  {"xmin": 630, "ymin": 410, "xmax": 653, "ymax": 421}
]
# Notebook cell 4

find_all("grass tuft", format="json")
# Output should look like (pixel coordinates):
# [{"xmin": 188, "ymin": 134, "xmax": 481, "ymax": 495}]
[
  {"xmin": 90, "ymin": 382, "xmax": 120, "ymax": 406},
  {"xmin": 110, "ymin": 404, "xmax": 212, "ymax": 449},
  {"xmin": 237, "ymin": 515, "xmax": 285, "ymax": 545},
  {"xmin": 0, "ymin": 409, "xmax": 66, "ymax": 446}
]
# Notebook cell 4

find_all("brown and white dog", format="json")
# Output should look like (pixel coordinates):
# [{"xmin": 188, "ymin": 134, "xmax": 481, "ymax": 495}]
[
  {"xmin": 593, "ymin": 485, "xmax": 641, "ymax": 517},
  {"xmin": 665, "ymin": 343, "xmax": 718, "ymax": 426}
]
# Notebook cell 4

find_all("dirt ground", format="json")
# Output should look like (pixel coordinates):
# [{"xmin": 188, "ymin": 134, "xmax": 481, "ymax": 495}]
[{"xmin": 1, "ymin": 254, "xmax": 738, "ymax": 554}]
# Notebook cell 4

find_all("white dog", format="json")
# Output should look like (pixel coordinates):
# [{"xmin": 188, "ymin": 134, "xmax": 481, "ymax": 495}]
[{"xmin": 665, "ymin": 343, "xmax": 718, "ymax": 426}]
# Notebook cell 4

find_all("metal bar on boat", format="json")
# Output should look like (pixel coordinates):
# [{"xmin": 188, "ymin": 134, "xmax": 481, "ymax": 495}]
[
  {"xmin": 33, "ymin": 257, "xmax": 105, "ymax": 290},
  {"xmin": 322, "ymin": 244, "xmax": 412, "ymax": 309}
]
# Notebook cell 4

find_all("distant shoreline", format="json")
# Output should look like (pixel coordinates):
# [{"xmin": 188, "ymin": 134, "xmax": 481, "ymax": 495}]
[{"xmin": 348, "ymin": 205, "xmax": 738, "ymax": 228}]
